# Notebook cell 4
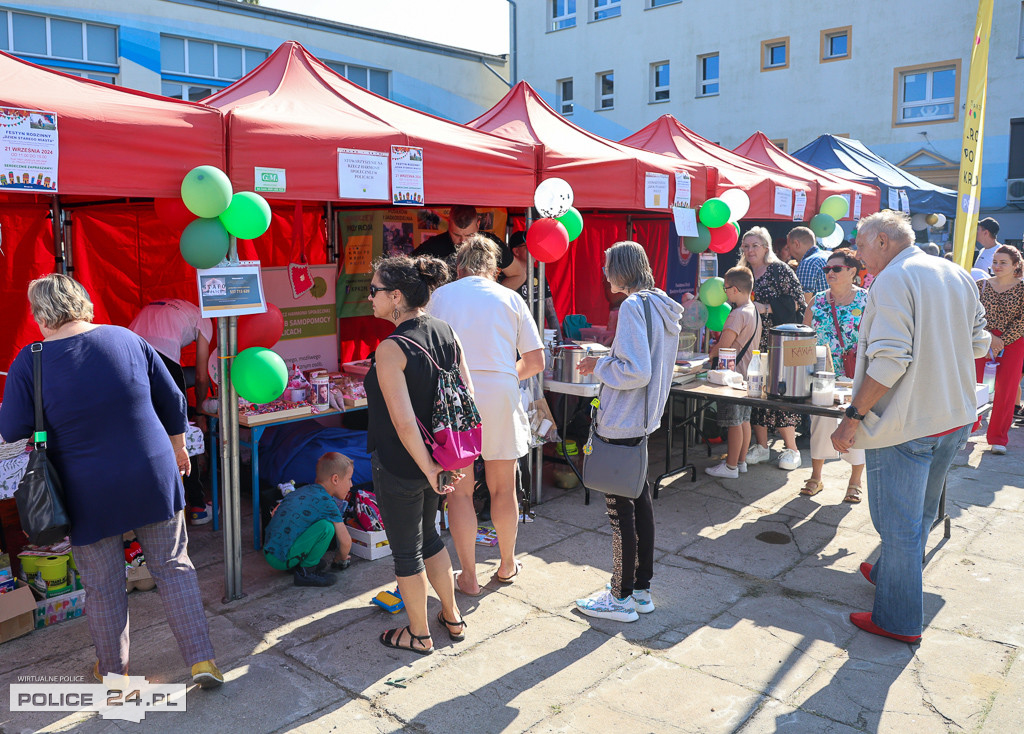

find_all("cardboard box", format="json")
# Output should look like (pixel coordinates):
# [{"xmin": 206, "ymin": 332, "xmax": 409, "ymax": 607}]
[
  {"xmin": 0, "ymin": 581, "xmax": 37, "ymax": 643},
  {"xmin": 348, "ymin": 527, "xmax": 391, "ymax": 560},
  {"xmin": 126, "ymin": 565, "xmax": 155, "ymax": 592},
  {"xmin": 34, "ymin": 587, "xmax": 86, "ymax": 629}
]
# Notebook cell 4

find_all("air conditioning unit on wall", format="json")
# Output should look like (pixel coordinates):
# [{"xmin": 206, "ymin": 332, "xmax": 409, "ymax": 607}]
[{"xmin": 1007, "ymin": 178, "xmax": 1024, "ymax": 203}]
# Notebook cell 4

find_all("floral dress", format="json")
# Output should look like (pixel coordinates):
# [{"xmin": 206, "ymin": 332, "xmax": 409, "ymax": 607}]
[
  {"xmin": 751, "ymin": 262, "xmax": 805, "ymax": 430},
  {"xmin": 810, "ymin": 288, "xmax": 868, "ymax": 380}
]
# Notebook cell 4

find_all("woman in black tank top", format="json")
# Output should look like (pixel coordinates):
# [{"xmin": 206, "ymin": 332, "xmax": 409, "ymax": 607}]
[{"xmin": 364, "ymin": 255, "xmax": 468, "ymax": 655}]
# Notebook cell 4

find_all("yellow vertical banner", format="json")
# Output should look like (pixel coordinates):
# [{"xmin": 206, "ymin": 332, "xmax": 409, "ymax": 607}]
[{"xmin": 953, "ymin": 0, "xmax": 994, "ymax": 270}]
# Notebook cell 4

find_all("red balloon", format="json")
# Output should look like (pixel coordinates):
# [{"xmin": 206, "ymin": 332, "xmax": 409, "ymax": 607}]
[
  {"xmin": 153, "ymin": 198, "xmax": 195, "ymax": 232},
  {"xmin": 708, "ymin": 223, "xmax": 739, "ymax": 254},
  {"xmin": 237, "ymin": 304, "xmax": 285, "ymax": 351},
  {"xmin": 526, "ymin": 219, "xmax": 569, "ymax": 263}
]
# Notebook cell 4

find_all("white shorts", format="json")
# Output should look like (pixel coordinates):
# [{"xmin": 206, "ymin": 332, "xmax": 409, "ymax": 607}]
[{"xmin": 471, "ymin": 370, "xmax": 530, "ymax": 461}]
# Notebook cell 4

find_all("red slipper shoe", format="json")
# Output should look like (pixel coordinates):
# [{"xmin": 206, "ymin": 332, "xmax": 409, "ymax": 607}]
[
  {"xmin": 849, "ymin": 612, "xmax": 920, "ymax": 643},
  {"xmin": 859, "ymin": 562, "xmax": 875, "ymax": 586}
]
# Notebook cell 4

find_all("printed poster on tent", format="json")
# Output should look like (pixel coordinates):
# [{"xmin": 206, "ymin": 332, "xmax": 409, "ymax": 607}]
[
  {"xmin": 391, "ymin": 145, "xmax": 424, "ymax": 206},
  {"xmin": 263, "ymin": 265, "xmax": 338, "ymax": 373},
  {"xmin": 0, "ymin": 107, "xmax": 58, "ymax": 193}
]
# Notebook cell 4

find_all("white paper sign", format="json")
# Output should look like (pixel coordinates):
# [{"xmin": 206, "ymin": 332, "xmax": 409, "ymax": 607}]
[
  {"xmin": 338, "ymin": 148, "xmax": 389, "ymax": 201},
  {"xmin": 391, "ymin": 145, "xmax": 424, "ymax": 206},
  {"xmin": 887, "ymin": 188, "xmax": 899, "ymax": 211},
  {"xmin": 645, "ymin": 172, "xmax": 670, "ymax": 209},
  {"xmin": 840, "ymin": 193, "xmax": 851, "ymax": 218},
  {"xmin": 197, "ymin": 261, "xmax": 266, "ymax": 319},
  {"xmin": 0, "ymin": 107, "xmax": 58, "ymax": 193},
  {"xmin": 255, "ymin": 166, "xmax": 286, "ymax": 193},
  {"xmin": 673, "ymin": 172, "xmax": 691, "ymax": 207},
  {"xmin": 774, "ymin": 187, "xmax": 793, "ymax": 217},
  {"xmin": 792, "ymin": 190, "xmax": 807, "ymax": 222},
  {"xmin": 854, "ymin": 193, "xmax": 863, "ymax": 219},
  {"xmin": 898, "ymin": 189, "xmax": 910, "ymax": 214},
  {"xmin": 672, "ymin": 206, "xmax": 698, "ymax": 237}
]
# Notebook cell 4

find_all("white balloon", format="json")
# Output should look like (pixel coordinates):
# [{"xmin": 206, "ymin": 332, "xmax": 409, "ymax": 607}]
[
  {"xmin": 719, "ymin": 189, "xmax": 750, "ymax": 222},
  {"xmin": 910, "ymin": 213, "xmax": 929, "ymax": 231},
  {"xmin": 820, "ymin": 220, "xmax": 846, "ymax": 249},
  {"xmin": 534, "ymin": 177, "xmax": 574, "ymax": 219},
  {"xmin": 932, "ymin": 213, "xmax": 947, "ymax": 228},
  {"xmin": 681, "ymin": 299, "xmax": 709, "ymax": 330},
  {"xmin": 971, "ymin": 268, "xmax": 988, "ymax": 282}
]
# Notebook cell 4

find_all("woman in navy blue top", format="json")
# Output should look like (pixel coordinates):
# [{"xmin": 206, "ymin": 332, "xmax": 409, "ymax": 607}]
[{"xmin": 0, "ymin": 274, "xmax": 223, "ymax": 688}]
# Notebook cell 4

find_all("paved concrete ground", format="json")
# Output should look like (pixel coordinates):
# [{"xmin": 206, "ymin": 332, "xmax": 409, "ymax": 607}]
[{"xmin": 2, "ymin": 424, "xmax": 1023, "ymax": 733}]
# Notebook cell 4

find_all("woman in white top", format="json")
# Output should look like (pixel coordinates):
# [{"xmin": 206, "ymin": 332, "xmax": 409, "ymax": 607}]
[{"xmin": 428, "ymin": 235, "xmax": 545, "ymax": 595}]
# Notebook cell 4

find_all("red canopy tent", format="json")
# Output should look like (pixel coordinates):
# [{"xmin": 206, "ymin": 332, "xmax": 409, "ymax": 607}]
[
  {"xmin": 622, "ymin": 115, "xmax": 814, "ymax": 220},
  {"xmin": 204, "ymin": 42, "xmax": 537, "ymax": 207},
  {"xmin": 467, "ymin": 82, "xmax": 711, "ymax": 324},
  {"xmin": 733, "ymin": 131, "xmax": 880, "ymax": 218},
  {"xmin": 0, "ymin": 52, "xmax": 227, "ymax": 390}
]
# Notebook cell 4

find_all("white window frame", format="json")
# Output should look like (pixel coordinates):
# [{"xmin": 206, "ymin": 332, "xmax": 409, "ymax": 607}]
[
  {"xmin": 1018, "ymin": 2, "xmax": 1024, "ymax": 58},
  {"xmin": 551, "ymin": 0, "xmax": 577, "ymax": 31},
  {"xmin": 893, "ymin": 61, "xmax": 960, "ymax": 126},
  {"xmin": 1, "ymin": 10, "xmax": 118, "ymax": 67},
  {"xmin": 650, "ymin": 61, "xmax": 670, "ymax": 103},
  {"xmin": 820, "ymin": 26, "xmax": 851, "ymax": 62},
  {"xmin": 324, "ymin": 61, "xmax": 390, "ymax": 98},
  {"xmin": 697, "ymin": 53, "xmax": 719, "ymax": 97},
  {"xmin": 761, "ymin": 37, "xmax": 789, "ymax": 71},
  {"xmin": 557, "ymin": 77, "xmax": 574, "ymax": 115},
  {"xmin": 592, "ymin": 0, "xmax": 621, "ymax": 22},
  {"xmin": 596, "ymin": 71, "xmax": 614, "ymax": 110},
  {"xmin": 160, "ymin": 36, "xmax": 267, "ymax": 83},
  {"xmin": 647, "ymin": 0, "xmax": 681, "ymax": 7}
]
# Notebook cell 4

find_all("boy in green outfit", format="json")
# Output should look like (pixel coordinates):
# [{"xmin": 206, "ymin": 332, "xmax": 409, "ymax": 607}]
[{"xmin": 263, "ymin": 452, "xmax": 354, "ymax": 587}]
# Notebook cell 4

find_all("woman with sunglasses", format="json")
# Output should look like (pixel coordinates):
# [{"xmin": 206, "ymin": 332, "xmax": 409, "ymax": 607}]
[{"xmin": 801, "ymin": 248, "xmax": 868, "ymax": 501}]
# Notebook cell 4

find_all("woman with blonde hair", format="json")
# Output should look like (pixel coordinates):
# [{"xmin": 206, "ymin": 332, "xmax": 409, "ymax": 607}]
[
  {"xmin": 428, "ymin": 234, "xmax": 545, "ymax": 595},
  {"xmin": 737, "ymin": 227, "xmax": 806, "ymax": 471}
]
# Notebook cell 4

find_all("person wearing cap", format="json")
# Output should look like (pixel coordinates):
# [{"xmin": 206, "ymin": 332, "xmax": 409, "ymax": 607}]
[{"xmin": 973, "ymin": 217, "xmax": 1002, "ymax": 274}]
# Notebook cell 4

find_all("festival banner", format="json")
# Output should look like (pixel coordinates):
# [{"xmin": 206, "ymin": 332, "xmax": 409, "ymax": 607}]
[
  {"xmin": 953, "ymin": 0, "xmax": 993, "ymax": 270},
  {"xmin": 0, "ymin": 107, "xmax": 58, "ymax": 193},
  {"xmin": 664, "ymin": 220, "xmax": 700, "ymax": 305}
]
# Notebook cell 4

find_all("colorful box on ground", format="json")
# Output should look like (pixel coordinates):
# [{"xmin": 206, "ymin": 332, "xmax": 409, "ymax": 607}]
[
  {"xmin": 34, "ymin": 586, "xmax": 86, "ymax": 629},
  {"xmin": 348, "ymin": 527, "xmax": 391, "ymax": 560},
  {"xmin": 0, "ymin": 581, "xmax": 37, "ymax": 643}
]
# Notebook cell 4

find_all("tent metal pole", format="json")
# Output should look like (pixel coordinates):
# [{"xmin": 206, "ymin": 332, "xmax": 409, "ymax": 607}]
[
  {"xmin": 219, "ymin": 315, "xmax": 243, "ymax": 602},
  {"xmin": 50, "ymin": 195, "xmax": 67, "ymax": 276},
  {"xmin": 326, "ymin": 202, "xmax": 337, "ymax": 263},
  {"xmin": 227, "ymin": 316, "xmax": 243, "ymax": 597},
  {"xmin": 524, "ymin": 210, "xmax": 545, "ymax": 505}
]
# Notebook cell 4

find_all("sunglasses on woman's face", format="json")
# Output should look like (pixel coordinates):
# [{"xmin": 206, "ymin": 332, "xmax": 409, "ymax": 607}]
[
  {"xmin": 823, "ymin": 265, "xmax": 849, "ymax": 274},
  {"xmin": 368, "ymin": 284, "xmax": 390, "ymax": 296}
]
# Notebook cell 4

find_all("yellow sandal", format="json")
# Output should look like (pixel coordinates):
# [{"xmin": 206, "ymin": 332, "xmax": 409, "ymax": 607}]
[{"xmin": 800, "ymin": 479, "xmax": 824, "ymax": 496}]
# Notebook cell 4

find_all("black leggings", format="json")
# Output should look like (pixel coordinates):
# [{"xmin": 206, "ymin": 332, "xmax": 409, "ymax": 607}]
[
  {"xmin": 371, "ymin": 453, "xmax": 446, "ymax": 577},
  {"xmin": 158, "ymin": 353, "xmax": 205, "ymax": 509},
  {"xmin": 606, "ymin": 481, "xmax": 655, "ymax": 599}
]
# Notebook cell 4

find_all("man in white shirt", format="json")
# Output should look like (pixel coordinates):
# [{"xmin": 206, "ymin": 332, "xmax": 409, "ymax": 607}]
[{"xmin": 973, "ymin": 217, "xmax": 1001, "ymax": 274}]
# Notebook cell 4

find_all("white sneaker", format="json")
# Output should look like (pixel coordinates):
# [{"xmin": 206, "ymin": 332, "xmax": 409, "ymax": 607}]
[
  {"xmin": 631, "ymin": 589, "xmax": 655, "ymax": 614},
  {"xmin": 778, "ymin": 448, "xmax": 802, "ymax": 471},
  {"xmin": 992, "ymin": 445, "xmax": 1007, "ymax": 455},
  {"xmin": 705, "ymin": 461, "xmax": 739, "ymax": 479},
  {"xmin": 746, "ymin": 444, "xmax": 771, "ymax": 465},
  {"xmin": 738, "ymin": 462, "xmax": 748, "ymax": 473},
  {"xmin": 576, "ymin": 590, "xmax": 639, "ymax": 622}
]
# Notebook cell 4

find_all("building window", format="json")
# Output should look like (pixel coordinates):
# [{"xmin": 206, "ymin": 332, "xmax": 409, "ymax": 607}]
[
  {"xmin": 551, "ymin": 0, "xmax": 576, "ymax": 31},
  {"xmin": 0, "ymin": 9, "xmax": 118, "ymax": 72},
  {"xmin": 597, "ymin": 71, "xmax": 614, "ymax": 109},
  {"xmin": 1009, "ymin": 119, "xmax": 1024, "ymax": 179},
  {"xmin": 557, "ymin": 77, "xmax": 574, "ymax": 115},
  {"xmin": 160, "ymin": 36, "xmax": 267, "ymax": 86},
  {"xmin": 1019, "ymin": 2, "xmax": 1024, "ymax": 58},
  {"xmin": 593, "ymin": 0, "xmax": 621, "ymax": 22},
  {"xmin": 821, "ymin": 26, "xmax": 851, "ymax": 62},
  {"xmin": 324, "ymin": 61, "xmax": 390, "ymax": 98},
  {"xmin": 648, "ymin": 0, "xmax": 681, "ymax": 6},
  {"xmin": 697, "ymin": 53, "xmax": 719, "ymax": 97},
  {"xmin": 893, "ymin": 60, "xmax": 960, "ymax": 125},
  {"xmin": 761, "ymin": 37, "xmax": 789, "ymax": 71},
  {"xmin": 769, "ymin": 138, "xmax": 788, "ymax": 152},
  {"xmin": 161, "ymin": 82, "xmax": 215, "ymax": 102},
  {"xmin": 650, "ymin": 61, "xmax": 670, "ymax": 102}
]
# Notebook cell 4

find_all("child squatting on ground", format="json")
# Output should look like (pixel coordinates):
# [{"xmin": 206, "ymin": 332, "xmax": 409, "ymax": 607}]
[
  {"xmin": 706, "ymin": 267, "xmax": 763, "ymax": 479},
  {"xmin": 262, "ymin": 452, "xmax": 354, "ymax": 587}
]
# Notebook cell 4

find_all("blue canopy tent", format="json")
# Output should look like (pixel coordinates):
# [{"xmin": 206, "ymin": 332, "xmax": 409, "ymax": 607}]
[{"xmin": 792, "ymin": 134, "xmax": 956, "ymax": 216}]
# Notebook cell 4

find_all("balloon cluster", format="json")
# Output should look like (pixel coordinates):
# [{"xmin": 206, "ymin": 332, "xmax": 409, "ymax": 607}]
[
  {"xmin": 696, "ymin": 277, "xmax": 732, "ymax": 331},
  {"xmin": 527, "ymin": 178, "xmax": 583, "ymax": 263},
  {"xmin": 809, "ymin": 195, "xmax": 850, "ymax": 249},
  {"xmin": 911, "ymin": 212, "xmax": 947, "ymax": 231},
  {"xmin": 165, "ymin": 165, "xmax": 273, "ymax": 270},
  {"xmin": 684, "ymin": 189, "xmax": 749, "ymax": 254}
]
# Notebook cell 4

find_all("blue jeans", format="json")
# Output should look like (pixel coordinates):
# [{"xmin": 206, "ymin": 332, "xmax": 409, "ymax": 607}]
[{"xmin": 864, "ymin": 425, "xmax": 969, "ymax": 637}]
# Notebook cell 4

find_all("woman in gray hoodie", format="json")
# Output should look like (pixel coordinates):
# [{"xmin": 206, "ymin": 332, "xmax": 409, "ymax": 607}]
[{"xmin": 576, "ymin": 241, "xmax": 683, "ymax": 622}]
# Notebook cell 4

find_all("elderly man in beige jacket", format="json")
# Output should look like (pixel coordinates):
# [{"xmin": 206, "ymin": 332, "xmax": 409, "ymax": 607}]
[{"xmin": 831, "ymin": 210, "xmax": 989, "ymax": 643}]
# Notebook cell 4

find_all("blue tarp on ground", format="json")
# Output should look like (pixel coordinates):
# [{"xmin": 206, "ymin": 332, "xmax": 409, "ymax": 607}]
[
  {"xmin": 792, "ymin": 135, "xmax": 956, "ymax": 216},
  {"xmin": 257, "ymin": 422, "xmax": 372, "ymax": 487}
]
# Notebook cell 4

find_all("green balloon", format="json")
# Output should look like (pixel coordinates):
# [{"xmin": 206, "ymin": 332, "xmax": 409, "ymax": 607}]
[
  {"xmin": 231, "ymin": 347, "xmax": 288, "ymax": 405},
  {"xmin": 699, "ymin": 277, "xmax": 727, "ymax": 308},
  {"xmin": 820, "ymin": 195, "xmax": 850, "ymax": 220},
  {"xmin": 219, "ymin": 191, "xmax": 272, "ymax": 240},
  {"xmin": 556, "ymin": 207, "xmax": 584, "ymax": 241},
  {"xmin": 706, "ymin": 302, "xmax": 732, "ymax": 332},
  {"xmin": 683, "ymin": 223, "xmax": 711, "ymax": 253},
  {"xmin": 698, "ymin": 198, "xmax": 731, "ymax": 229},
  {"xmin": 180, "ymin": 217, "xmax": 230, "ymax": 269},
  {"xmin": 810, "ymin": 213, "xmax": 837, "ymax": 238},
  {"xmin": 181, "ymin": 165, "xmax": 233, "ymax": 219}
]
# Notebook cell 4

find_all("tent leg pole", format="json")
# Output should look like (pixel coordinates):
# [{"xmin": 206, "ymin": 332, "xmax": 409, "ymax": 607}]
[
  {"xmin": 51, "ymin": 195, "xmax": 67, "ymax": 276},
  {"xmin": 219, "ymin": 317, "xmax": 244, "ymax": 602}
]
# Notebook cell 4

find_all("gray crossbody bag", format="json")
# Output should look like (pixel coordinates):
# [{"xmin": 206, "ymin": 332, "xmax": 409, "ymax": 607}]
[{"xmin": 581, "ymin": 294, "xmax": 653, "ymax": 500}]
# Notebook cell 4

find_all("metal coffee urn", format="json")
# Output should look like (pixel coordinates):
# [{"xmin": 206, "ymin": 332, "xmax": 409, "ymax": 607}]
[{"xmin": 766, "ymin": 323, "xmax": 817, "ymax": 402}]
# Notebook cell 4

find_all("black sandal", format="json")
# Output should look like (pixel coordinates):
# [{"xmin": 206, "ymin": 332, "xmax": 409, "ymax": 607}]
[
  {"xmin": 379, "ymin": 626, "xmax": 433, "ymax": 655},
  {"xmin": 437, "ymin": 611, "xmax": 467, "ymax": 641}
]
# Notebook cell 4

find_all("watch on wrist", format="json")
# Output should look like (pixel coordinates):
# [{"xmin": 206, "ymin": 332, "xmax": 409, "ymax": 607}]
[{"xmin": 845, "ymin": 405, "xmax": 865, "ymax": 421}]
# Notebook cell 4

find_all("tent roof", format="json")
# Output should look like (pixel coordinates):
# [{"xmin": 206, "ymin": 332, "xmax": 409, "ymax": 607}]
[
  {"xmin": 467, "ymin": 82, "xmax": 709, "ymax": 211},
  {"xmin": 734, "ymin": 132, "xmax": 881, "ymax": 219},
  {"xmin": 622, "ymin": 115, "xmax": 813, "ymax": 220},
  {"xmin": 204, "ymin": 41, "xmax": 536, "ymax": 206},
  {"xmin": 792, "ymin": 134, "xmax": 955, "ymax": 215},
  {"xmin": 0, "ymin": 51, "xmax": 224, "ymax": 199}
]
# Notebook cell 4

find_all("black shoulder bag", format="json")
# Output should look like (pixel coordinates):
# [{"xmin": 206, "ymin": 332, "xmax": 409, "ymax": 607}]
[{"xmin": 14, "ymin": 343, "xmax": 71, "ymax": 545}]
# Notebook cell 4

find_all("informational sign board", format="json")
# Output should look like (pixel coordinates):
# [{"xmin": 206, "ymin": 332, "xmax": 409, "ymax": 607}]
[
  {"xmin": 262, "ymin": 265, "xmax": 339, "ymax": 373},
  {"xmin": 197, "ymin": 261, "xmax": 266, "ymax": 318}
]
